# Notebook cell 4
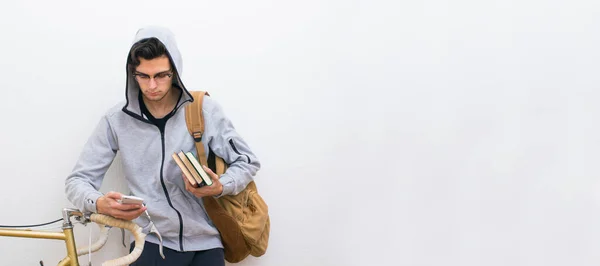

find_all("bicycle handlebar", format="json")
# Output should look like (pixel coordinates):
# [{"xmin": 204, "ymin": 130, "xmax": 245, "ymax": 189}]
[
  {"xmin": 76, "ymin": 224, "xmax": 110, "ymax": 256},
  {"xmin": 87, "ymin": 213, "xmax": 146, "ymax": 266}
]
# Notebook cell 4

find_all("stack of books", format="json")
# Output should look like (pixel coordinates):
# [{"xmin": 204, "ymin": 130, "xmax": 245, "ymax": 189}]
[{"xmin": 172, "ymin": 150, "xmax": 213, "ymax": 188}]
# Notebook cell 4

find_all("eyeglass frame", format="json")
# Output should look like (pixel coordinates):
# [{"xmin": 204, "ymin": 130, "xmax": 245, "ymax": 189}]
[{"xmin": 132, "ymin": 69, "xmax": 174, "ymax": 84}]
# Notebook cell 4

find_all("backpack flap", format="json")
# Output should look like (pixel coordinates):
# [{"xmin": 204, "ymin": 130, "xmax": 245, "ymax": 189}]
[{"xmin": 218, "ymin": 182, "xmax": 269, "ymax": 253}]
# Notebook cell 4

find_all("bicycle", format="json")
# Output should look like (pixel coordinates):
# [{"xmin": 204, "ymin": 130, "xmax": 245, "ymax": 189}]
[{"xmin": 0, "ymin": 208, "xmax": 146, "ymax": 266}]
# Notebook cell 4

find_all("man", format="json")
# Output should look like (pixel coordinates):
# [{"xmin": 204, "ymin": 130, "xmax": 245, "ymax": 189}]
[{"xmin": 65, "ymin": 26, "xmax": 260, "ymax": 265}]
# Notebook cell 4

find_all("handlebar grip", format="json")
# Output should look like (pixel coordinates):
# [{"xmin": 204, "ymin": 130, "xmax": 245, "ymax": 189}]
[{"xmin": 90, "ymin": 214, "xmax": 146, "ymax": 266}]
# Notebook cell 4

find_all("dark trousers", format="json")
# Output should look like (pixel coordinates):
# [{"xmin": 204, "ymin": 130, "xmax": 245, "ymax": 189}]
[{"xmin": 129, "ymin": 241, "xmax": 225, "ymax": 266}]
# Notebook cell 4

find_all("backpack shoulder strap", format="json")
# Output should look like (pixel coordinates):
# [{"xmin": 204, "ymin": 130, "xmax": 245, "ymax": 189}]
[{"xmin": 185, "ymin": 91, "xmax": 210, "ymax": 166}]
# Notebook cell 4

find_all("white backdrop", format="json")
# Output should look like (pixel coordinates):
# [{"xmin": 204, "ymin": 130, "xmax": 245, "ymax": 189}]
[{"xmin": 0, "ymin": 0, "xmax": 599, "ymax": 265}]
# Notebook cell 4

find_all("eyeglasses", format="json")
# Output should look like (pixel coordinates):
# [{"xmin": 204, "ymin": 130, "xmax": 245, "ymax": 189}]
[{"xmin": 133, "ymin": 70, "xmax": 174, "ymax": 84}]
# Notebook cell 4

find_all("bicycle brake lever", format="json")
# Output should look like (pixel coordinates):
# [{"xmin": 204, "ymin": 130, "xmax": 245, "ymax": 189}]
[
  {"xmin": 143, "ymin": 204, "xmax": 165, "ymax": 259},
  {"xmin": 149, "ymin": 222, "xmax": 165, "ymax": 259},
  {"xmin": 121, "ymin": 228, "xmax": 126, "ymax": 247}
]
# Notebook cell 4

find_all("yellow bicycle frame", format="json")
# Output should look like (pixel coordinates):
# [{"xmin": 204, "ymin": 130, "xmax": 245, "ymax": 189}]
[{"xmin": 0, "ymin": 209, "xmax": 83, "ymax": 266}]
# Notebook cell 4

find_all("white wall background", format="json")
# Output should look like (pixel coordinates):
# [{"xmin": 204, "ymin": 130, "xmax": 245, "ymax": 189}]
[{"xmin": 0, "ymin": 0, "xmax": 599, "ymax": 265}]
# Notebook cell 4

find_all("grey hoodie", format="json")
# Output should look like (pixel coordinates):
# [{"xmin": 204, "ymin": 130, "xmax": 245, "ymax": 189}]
[{"xmin": 65, "ymin": 26, "xmax": 261, "ymax": 252}]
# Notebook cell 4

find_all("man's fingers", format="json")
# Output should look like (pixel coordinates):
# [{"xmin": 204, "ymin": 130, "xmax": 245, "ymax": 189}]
[
  {"xmin": 202, "ymin": 165, "xmax": 215, "ymax": 176},
  {"xmin": 110, "ymin": 209, "xmax": 129, "ymax": 220},
  {"xmin": 134, "ymin": 206, "xmax": 147, "ymax": 216},
  {"xmin": 105, "ymin": 191, "xmax": 122, "ymax": 200},
  {"xmin": 107, "ymin": 196, "xmax": 142, "ymax": 211},
  {"xmin": 123, "ymin": 207, "xmax": 146, "ymax": 220},
  {"xmin": 202, "ymin": 165, "xmax": 219, "ymax": 182},
  {"xmin": 116, "ymin": 203, "xmax": 144, "ymax": 211},
  {"xmin": 112, "ymin": 206, "xmax": 146, "ymax": 220},
  {"xmin": 182, "ymin": 174, "xmax": 193, "ymax": 191}
]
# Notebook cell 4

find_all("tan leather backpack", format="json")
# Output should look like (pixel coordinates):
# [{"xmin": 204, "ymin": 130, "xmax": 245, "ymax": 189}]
[{"xmin": 184, "ymin": 90, "xmax": 270, "ymax": 263}]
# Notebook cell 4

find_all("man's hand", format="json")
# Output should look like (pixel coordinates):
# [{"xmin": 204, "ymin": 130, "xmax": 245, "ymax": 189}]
[
  {"xmin": 96, "ymin": 191, "xmax": 147, "ymax": 221},
  {"xmin": 182, "ymin": 165, "xmax": 224, "ymax": 198}
]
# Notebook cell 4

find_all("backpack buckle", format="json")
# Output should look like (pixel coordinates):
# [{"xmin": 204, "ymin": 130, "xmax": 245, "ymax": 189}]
[{"xmin": 192, "ymin": 131, "xmax": 203, "ymax": 142}]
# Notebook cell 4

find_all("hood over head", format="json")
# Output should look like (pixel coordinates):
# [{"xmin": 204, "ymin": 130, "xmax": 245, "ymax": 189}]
[{"xmin": 122, "ymin": 26, "xmax": 193, "ymax": 120}]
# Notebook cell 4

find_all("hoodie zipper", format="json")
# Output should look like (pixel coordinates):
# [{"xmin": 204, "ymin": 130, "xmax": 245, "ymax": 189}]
[
  {"xmin": 122, "ymin": 46, "xmax": 191, "ymax": 251},
  {"xmin": 158, "ymin": 127, "xmax": 185, "ymax": 251}
]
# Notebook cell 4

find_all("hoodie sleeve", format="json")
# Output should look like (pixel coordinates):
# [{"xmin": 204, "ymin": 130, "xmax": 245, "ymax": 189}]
[
  {"xmin": 204, "ymin": 96, "xmax": 261, "ymax": 197},
  {"xmin": 65, "ymin": 115, "xmax": 118, "ymax": 213}
]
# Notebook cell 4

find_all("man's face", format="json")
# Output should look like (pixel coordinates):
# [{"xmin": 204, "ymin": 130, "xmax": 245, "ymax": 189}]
[{"xmin": 133, "ymin": 55, "xmax": 174, "ymax": 102}]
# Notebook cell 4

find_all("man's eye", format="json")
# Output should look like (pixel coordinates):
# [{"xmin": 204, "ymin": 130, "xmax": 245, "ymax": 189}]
[
  {"xmin": 156, "ymin": 73, "xmax": 170, "ymax": 79},
  {"xmin": 137, "ymin": 75, "xmax": 150, "ymax": 79}
]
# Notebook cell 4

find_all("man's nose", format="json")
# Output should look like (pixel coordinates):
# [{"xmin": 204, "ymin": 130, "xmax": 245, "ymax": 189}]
[{"xmin": 148, "ymin": 78, "xmax": 158, "ymax": 89}]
